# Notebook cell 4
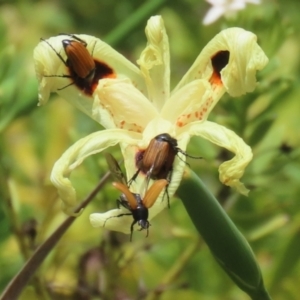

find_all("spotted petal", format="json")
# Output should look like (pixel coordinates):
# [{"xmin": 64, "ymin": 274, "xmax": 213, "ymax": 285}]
[{"xmin": 92, "ymin": 78, "xmax": 158, "ymax": 131}]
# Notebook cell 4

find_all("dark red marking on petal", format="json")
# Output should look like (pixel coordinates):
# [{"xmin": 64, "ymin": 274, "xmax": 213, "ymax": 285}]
[
  {"xmin": 71, "ymin": 59, "xmax": 116, "ymax": 95},
  {"xmin": 135, "ymin": 150, "xmax": 146, "ymax": 172},
  {"xmin": 42, "ymin": 35, "xmax": 116, "ymax": 96},
  {"xmin": 209, "ymin": 50, "xmax": 230, "ymax": 85}
]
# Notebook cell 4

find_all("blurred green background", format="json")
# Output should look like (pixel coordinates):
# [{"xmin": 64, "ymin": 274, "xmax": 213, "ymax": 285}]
[{"xmin": 0, "ymin": 0, "xmax": 300, "ymax": 299}]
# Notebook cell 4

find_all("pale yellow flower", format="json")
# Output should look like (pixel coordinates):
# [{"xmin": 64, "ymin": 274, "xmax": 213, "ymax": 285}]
[{"xmin": 34, "ymin": 16, "xmax": 268, "ymax": 233}]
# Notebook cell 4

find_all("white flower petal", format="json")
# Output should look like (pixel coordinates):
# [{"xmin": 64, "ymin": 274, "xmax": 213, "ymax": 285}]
[
  {"xmin": 227, "ymin": 0, "xmax": 246, "ymax": 11},
  {"xmin": 246, "ymin": 0, "xmax": 260, "ymax": 4},
  {"xmin": 206, "ymin": 0, "xmax": 226, "ymax": 5},
  {"xmin": 51, "ymin": 129, "xmax": 141, "ymax": 215},
  {"xmin": 173, "ymin": 28, "xmax": 268, "ymax": 97},
  {"xmin": 137, "ymin": 15, "xmax": 170, "ymax": 111},
  {"xmin": 203, "ymin": 0, "xmax": 261, "ymax": 25},
  {"xmin": 185, "ymin": 120, "xmax": 252, "ymax": 195},
  {"xmin": 203, "ymin": 6, "xmax": 226, "ymax": 25}
]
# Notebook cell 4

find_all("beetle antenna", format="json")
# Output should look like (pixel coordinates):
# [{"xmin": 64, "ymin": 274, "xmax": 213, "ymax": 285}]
[
  {"xmin": 176, "ymin": 148, "xmax": 203, "ymax": 159},
  {"xmin": 41, "ymin": 38, "xmax": 74, "ymax": 90},
  {"xmin": 175, "ymin": 152, "xmax": 191, "ymax": 167},
  {"xmin": 58, "ymin": 33, "xmax": 88, "ymax": 46},
  {"xmin": 91, "ymin": 40, "xmax": 97, "ymax": 56},
  {"xmin": 127, "ymin": 168, "xmax": 140, "ymax": 187},
  {"xmin": 41, "ymin": 38, "xmax": 67, "ymax": 66},
  {"xmin": 43, "ymin": 74, "xmax": 71, "ymax": 78}
]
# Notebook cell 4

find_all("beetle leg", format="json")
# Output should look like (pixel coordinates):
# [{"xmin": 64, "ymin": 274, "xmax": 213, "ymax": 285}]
[
  {"xmin": 130, "ymin": 220, "xmax": 137, "ymax": 242},
  {"xmin": 116, "ymin": 199, "xmax": 122, "ymax": 209},
  {"xmin": 162, "ymin": 185, "xmax": 170, "ymax": 208},
  {"xmin": 127, "ymin": 168, "xmax": 141, "ymax": 186},
  {"xmin": 161, "ymin": 168, "xmax": 172, "ymax": 208},
  {"xmin": 177, "ymin": 147, "xmax": 203, "ymax": 161},
  {"xmin": 57, "ymin": 81, "xmax": 75, "ymax": 91},
  {"xmin": 41, "ymin": 38, "xmax": 68, "ymax": 67},
  {"xmin": 145, "ymin": 224, "xmax": 151, "ymax": 238},
  {"xmin": 103, "ymin": 212, "xmax": 132, "ymax": 228}
]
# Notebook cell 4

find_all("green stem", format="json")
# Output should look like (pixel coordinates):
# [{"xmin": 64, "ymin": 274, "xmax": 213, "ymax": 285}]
[{"xmin": 105, "ymin": 0, "xmax": 168, "ymax": 46}]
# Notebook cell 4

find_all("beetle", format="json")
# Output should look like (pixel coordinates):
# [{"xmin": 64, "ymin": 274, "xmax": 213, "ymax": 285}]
[
  {"xmin": 41, "ymin": 34, "xmax": 114, "ymax": 94},
  {"xmin": 129, "ymin": 133, "xmax": 202, "ymax": 206},
  {"xmin": 104, "ymin": 153, "xmax": 168, "ymax": 241},
  {"xmin": 61, "ymin": 36, "xmax": 96, "ymax": 82}
]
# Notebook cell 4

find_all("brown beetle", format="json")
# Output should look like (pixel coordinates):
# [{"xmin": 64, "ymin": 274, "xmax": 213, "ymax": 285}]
[
  {"xmin": 104, "ymin": 154, "xmax": 167, "ymax": 241},
  {"xmin": 61, "ymin": 37, "xmax": 95, "ymax": 82},
  {"xmin": 41, "ymin": 34, "xmax": 114, "ymax": 95},
  {"xmin": 129, "ymin": 133, "xmax": 202, "ymax": 206}
]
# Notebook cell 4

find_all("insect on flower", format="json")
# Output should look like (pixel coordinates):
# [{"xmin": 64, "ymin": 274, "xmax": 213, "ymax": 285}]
[
  {"xmin": 41, "ymin": 34, "xmax": 114, "ymax": 94},
  {"xmin": 34, "ymin": 17, "xmax": 269, "ymax": 229},
  {"xmin": 104, "ymin": 154, "xmax": 168, "ymax": 241},
  {"xmin": 129, "ymin": 133, "xmax": 202, "ymax": 206}
]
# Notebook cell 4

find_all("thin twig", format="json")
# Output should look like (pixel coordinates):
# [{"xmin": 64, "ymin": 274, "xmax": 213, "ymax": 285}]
[{"xmin": 0, "ymin": 170, "xmax": 111, "ymax": 300}]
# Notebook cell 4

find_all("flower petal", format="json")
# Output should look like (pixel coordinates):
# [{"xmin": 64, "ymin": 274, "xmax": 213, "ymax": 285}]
[
  {"xmin": 90, "ymin": 208, "xmax": 133, "ymax": 234},
  {"xmin": 50, "ymin": 129, "xmax": 141, "ymax": 215},
  {"xmin": 137, "ymin": 15, "xmax": 170, "ymax": 111},
  {"xmin": 93, "ymin": 78, "xmax": 158, "ymax": 131},
  {"xmin": 184, "ymin": 120, "xmax": 252, "ymax": 195},
  {"xmin": 162, "ymin": 79, "xmax": 225, "ymax": 127},
  {"xmin": 203, "ymin": 6, "xmax": 226, "ymax": 25},
  {"xmin": 34, "ymin": 34, "xmax": 147, "ymax": 122},
  {"xmin": 173, "ymin": 28, "xmax": 268, "ymax": 97}
]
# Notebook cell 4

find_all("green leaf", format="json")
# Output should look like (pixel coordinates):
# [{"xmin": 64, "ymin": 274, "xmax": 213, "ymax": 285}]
[{"xmin": 177, "ymin": 169, "xmax": 272, "ymax": 300}]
